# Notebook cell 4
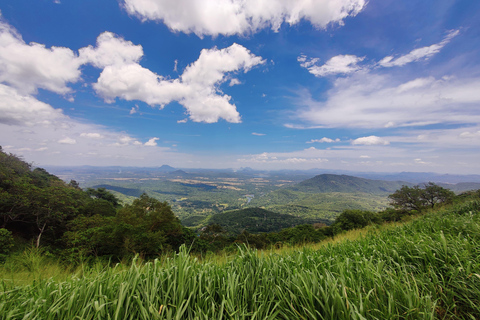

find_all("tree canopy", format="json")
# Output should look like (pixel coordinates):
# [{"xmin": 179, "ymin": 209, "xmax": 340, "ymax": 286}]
[{"xmin": 388, "ymin": 183, "xmax": 455, "ymax": 212}]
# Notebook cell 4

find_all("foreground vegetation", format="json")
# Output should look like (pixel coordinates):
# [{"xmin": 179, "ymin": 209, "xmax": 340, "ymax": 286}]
[{"xmin": 1, "ymin": 199, "xmax": 480, "ymax": 319}]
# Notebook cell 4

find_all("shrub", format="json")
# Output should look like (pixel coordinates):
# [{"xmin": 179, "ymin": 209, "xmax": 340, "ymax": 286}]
[{"xmin": 0, "ymin": 228, "xmax": 14, "ymax": 261}]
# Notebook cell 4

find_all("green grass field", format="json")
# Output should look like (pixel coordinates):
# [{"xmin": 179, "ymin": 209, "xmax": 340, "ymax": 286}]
[{"xmin": 1, "ymin": 200, "xmax": 479, "ymax": 319}]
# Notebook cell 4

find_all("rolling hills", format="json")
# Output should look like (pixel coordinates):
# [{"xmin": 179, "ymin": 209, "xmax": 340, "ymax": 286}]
[{"xmin": 288, "ymin": 174, "xmax": 411, "ymax": 194}]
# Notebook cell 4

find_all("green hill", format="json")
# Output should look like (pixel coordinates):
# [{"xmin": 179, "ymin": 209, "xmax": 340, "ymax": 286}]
[
  {"xmin": 290, "ymin": 174, "xmax": 411, "ymax": 194},
  {"xmin": 438, "ymin": 182, "xmax": 480, "ymax": 193},
  {"xmin": 206, "ymin": 207, "xmax": 325, "ymax": 235},
  {"xmin": 92, "ymin": 184, "xmax": 144, "ymax": 197}
]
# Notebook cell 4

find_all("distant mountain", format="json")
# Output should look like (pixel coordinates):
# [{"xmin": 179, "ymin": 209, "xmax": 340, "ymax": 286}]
[
  {"xmin": 168, "ymin": 170, "xmax": 190, "ymax": 177},
  {"xmin": 156, "ymin": 165, "xmax": 177, "ymax": 172},
  {"xmin": 290, "ymin": 174, "xmax": 411, "ymax": 194},
  {"xmin": 353, "ymin": 172, "xmax": 480, "ymax": 184},
  {"xmin": 206, "ymin": 208, "xmax": 325, "ymax": 235},
  {"xmin": 438, "ymin": 182, "xmax": 480, "ymax": 193}
]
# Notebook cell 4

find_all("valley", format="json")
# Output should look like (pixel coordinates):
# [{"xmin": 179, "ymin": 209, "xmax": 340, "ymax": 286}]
[{"xmin": 47, "ymin": 165, "xmax": 480, "ymax": 229}]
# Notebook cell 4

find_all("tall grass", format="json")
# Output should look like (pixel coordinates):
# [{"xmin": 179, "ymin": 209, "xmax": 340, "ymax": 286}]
[{"xmin": 1, "ymin": 201, "xmax": 479, "ymax": 319}]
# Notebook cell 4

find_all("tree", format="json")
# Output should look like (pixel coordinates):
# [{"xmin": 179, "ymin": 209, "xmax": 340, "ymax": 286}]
[
  {"xmin": 388, "ymin": 185, "xmax": 425, "ymax": 212},
  {"xmin": 422, "ymin": 182, "xmax": 455, "ymax": 208},
  {"xmin": 64, "ymin": 215, "xmax": 118, "ymax": 257},
  {"xmin": 30, "ymin": 181, "xmax": 84, "ymax": 247},
  {"xmin": 115, "ymin": 194, "xmax": 183, "ymax": 257},
  {"xmin": 388, "ymin": 183, "xmax": 455, "ymax": 212},
  {"xmin": 86, "ymin": 188, "xmax": 120, "ymax": 208}
]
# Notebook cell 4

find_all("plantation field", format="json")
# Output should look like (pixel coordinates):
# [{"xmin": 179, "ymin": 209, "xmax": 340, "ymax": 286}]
[{"xmin": 1, "ymin": 200, "xmax": 479, "ymax": 319}]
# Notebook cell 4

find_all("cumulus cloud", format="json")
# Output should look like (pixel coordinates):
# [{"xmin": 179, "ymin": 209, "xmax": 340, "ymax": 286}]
[
  {"xmin": 379, "ymin": 30, "xmax": 459, "ymax": 67},
  {"xmin": 87, "ymin": 35, "xmax": 265, "ymax": 123},
  {"xmin": 79, "ymin": 32, "xmax": 143, "ymax": 68},
  {"xmin": 144, "ymin": 137, "xmax": 160, "ymax": 146},
  {"xmin": 252, "ymin": 132, "xmax": 265, "ymax": 136},
  {"xmin": 113, "ymin": 136, "xmax": 143, "ymax": 146},
  {"xmin": 0, "ymin": 20, "xmax": 82, "ymax": 95},
  {"xmin": 1, "ymin": 20, "xmax": 264, "ymax": 124},
  {"xmin": 307, "ymin": 137, "xmax": 340, "ymax": 143},
  {"xmin": 0, "ymin": 84, "xmax": 65, "ymax": 126},
  {"xmin": 300, "ymin": 54, "xmax": 364, "ymax": 77},
  {"xmin": 351, "ymin": 136, "xmax": 389, "ymax": 146},
  {"xmin": 123, "ymin": 0, "xmax": 366, "ymax": 37}
]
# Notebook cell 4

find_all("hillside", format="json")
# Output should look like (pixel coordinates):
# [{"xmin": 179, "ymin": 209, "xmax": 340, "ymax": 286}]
[
  {"xmin": 205, "ymin": 207, "xmax": 326, "ymax": 235},
  {"xmin": 438, "ymin": 182, "xmax": 480, "ymax": 193},
  {"xmin": 3, "ymin": 199, "xmax": 479, "ymax": 319},
  {"xmin": 289, "ymin": 174, "xmax": 411, "ymax": 194}
]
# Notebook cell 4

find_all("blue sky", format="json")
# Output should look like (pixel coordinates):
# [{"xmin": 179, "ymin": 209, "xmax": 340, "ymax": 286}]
[{"xmin": 1, "ymin": 0, "xmax": 480, "ymax": 174}]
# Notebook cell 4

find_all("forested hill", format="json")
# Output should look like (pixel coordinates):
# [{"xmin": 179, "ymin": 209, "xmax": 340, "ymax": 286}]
[
  {"xmin": 289, "ymin": 174, "xmax": 412, "ymax": 194},
  {"xmin": 206, "ymin": 208, "xmax": 327, "ymax": 235}
]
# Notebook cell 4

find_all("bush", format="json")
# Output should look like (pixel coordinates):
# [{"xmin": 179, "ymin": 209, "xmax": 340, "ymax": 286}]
[
  {"xmin": 332, "ymin": 210, "xmax": 381, "ymax": 234},
  {"xmin": 451, "ymin": 200, "xmax": 480, "ymax": 216},
  {"xmin": 0, "ymin": 228, "xmax": 14, "ymax": 262}
]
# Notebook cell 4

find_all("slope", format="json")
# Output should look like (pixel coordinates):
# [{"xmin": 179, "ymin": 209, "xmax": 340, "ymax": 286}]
[
  {"xmin": 289, "ymin": 174, "xmax": 411, "ymax": 194},
  {"xmin": 205, "ymin": 207, "xmax": 325, "ymax": 235}
]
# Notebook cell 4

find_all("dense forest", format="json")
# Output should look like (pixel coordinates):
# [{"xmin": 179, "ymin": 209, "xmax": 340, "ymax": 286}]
[{"xmin": 1, "ymin": 146, "xmax": 477, "ymax": 262}]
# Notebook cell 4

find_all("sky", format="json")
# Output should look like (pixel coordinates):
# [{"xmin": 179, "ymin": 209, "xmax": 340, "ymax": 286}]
[{"xmin": 1, "ymin": 0, "xmax": 480, "ymax": 174}]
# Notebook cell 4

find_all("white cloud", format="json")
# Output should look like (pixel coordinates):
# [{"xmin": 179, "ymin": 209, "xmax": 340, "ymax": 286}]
[
  {"xmin": 379, "ymin": 30, "xmax": 459, "ymax": 67},
  {"xmin": 0, "ymin": 84, "xmax": 65, "ymax": 126},
  {"xmin": 130, "ymin": 105, "xmax": 139, "ymax": 114},
  {"xmin": 414, "ymin": 158, "xmax": 430, "ymax": 165},
  {"xmin": 80, "ymin": 132, "xmax": 103, "ymax": 139},
  {"xmin": 79, "ymin": 32, "xmax": 143, "ymax": 68},
  {"xmin": 144, "ymin": 137, "xmax": 160, "ymax": 146},
  {"xmin": 300, "ymin": 54, "xmax": 364, "ymax": 77},
  {"xmin": 296, "ymin": 74, "xmax": 480, "ymax": 128},
  {"xmin": 229, "ymin": 78, "xmax": 241, "ymax": 86},
  {"xmin": 299, "ymin": 30, "xmax": 459, "ymax": 78},
  {"xmin": 0, "ymin": 20, "xmax": 82, "ymax": 95},
  {"xmin": 252, "ymin": 132, "xmax": 265, "ymax": 136},
  {"xmin": 0, "ymin": 87, "xmax": 189, "ymax": 166},
  {"xmin": 177, "ymin": 118, "xmax": 188, "ymax": 123},
  {"xmin": 123, "ymin": 0, "xmax": 366, "ymax": 37},
  {"xmin": 238, "ymin": 151, "xmax": 328, "ymax": 165},
  {"xmin": 0, "ymin": 21, "xmax": 265, "ymax": 124},
  {"xmin": 90, "ymin": 38, "xmax": 264, "ymax": 123},
  {"xmin": 58, "ymin": 137, "xmax": 77, "ymax": 145},
  {"xmin": 352, "ymin": 136, "xmax": 389, "ymax": 146},
  {"xmin": 459, "ymin": 131, "xmax": 480, "ymax": 138},
  {"xmin": 114, "ymin": 136, "xmax": 142, "ymax": 146},
  {"xmin": 307, "ymin": 137, "xmax": 340, "ymax": 143}
]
